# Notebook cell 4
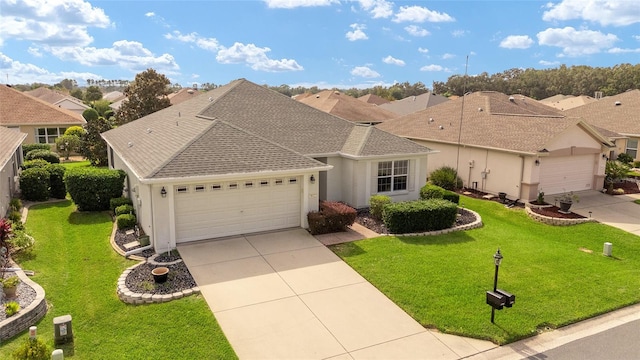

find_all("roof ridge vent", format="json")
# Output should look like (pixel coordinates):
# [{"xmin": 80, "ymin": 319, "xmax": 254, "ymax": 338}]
[
  {"xmin": 509, "ymin": 96, "xmax": 515, "ymax": 102},
  {"xmin": 615, "ymin": 101, "xmax": 621, "ymax": 106}
]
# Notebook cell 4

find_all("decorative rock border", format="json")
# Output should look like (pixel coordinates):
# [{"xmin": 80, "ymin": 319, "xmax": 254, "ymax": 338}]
[
  {"xmin": 0, "ymin": 270, "xmax": 47, "ymax": 341},
  {"xmin": 525, "ymin": 206, "xmax": 596, "ymax": 226},
  {"xmin": 391, "ymin": 208, "xmax": 483, "ymax": 237},
  {"xmin": 116, "ymin": 262, "xmax": 200, "ymax": 305}
]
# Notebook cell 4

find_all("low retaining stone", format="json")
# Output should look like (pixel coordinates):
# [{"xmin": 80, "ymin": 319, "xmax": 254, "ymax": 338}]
[
  {"xmin": 525, "ymin": 206, "xmax": 596, "ymax": 226},
  {"xmin": 0, "ymin": 270, "xmax": 47, "ymax": 341},
  {"xmin": 116, "ymin": 262, "xmax": 200, "ymax": 305}
]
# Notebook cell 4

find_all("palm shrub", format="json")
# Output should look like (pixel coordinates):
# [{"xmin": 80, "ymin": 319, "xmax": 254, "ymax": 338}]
[
  {"xmin": 605, "ymin": 160, "xmax": 630, "ymax": 194},
  {"xmin": 369, "ymin": 195, "xmax": 391, "ymax": 220},
  {"xmin": 428, "ymin": 166, "xmax": 463, "ymax": 190}
]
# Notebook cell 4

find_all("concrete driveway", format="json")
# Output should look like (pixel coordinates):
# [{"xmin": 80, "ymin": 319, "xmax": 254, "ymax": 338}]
[
  {"xmin": 570, "ymin": 190, "xmax": 640, "ymax": 236},
  {"xmin": 178, "ymin": 228, "xmax": 495, "ymax": 359}
]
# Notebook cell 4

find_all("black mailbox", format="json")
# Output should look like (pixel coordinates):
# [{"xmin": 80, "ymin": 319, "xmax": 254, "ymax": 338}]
[
  {"xmin": 496, "ymin": 289, "xmax": 515, "ymax": 308},
  {"xmin": 486, "ymin": 291, "xmax": 505, "ymax": 310}
]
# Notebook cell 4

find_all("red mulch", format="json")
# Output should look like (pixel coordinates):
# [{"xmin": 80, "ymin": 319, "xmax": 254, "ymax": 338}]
[
  {"xmin": 608, "ymin": 180, "xmax": 640, "ymax": 194},
  {"xmin": 529, "ymin": 205, "xmax": 586, "ymax": 219}
]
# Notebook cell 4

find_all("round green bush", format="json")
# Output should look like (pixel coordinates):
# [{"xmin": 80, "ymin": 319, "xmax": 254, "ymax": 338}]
[
  {"xmin": 64, "ymin": 125, "xmax": 86, "ymax": 137},
  {"xmin": 12, "ymin": 337, "xmax": 50, "ymax": 360},
  {"xmin": 420, "ymin": 183, "xmax": 446, "ymax": 200},
  {"xmin": 82, "ymin": 108, "xmax": 99, "ymax": 122},
  {"xmin": 115, "ymin": 204, "xmax": 135, "ymax": 216},
  {"xmin": 21, "ymin": 143, "xmax": 50, "ymax": 158},
  {"xmin": 116, "ymin": 213, "xmax": 137, "ymax": 230},
  {"xmin": 110, "ymin": 197, "xmax": 133, "ymax": 212},
  {"xmin": 21, "ymin": 159, "xmax": 50, "ymax": 170},
  {"xmin": 428, "ymin": 166, "xmax": 463, "ymax": 190},
  {"xmin": 617, "ymin": 153, "xmax": 634, "ymax": 164},
  {"xmin": 25, "ymin": 149, "xmax": 60, "ymax": 164},
  {"xmin": 369, "ymin": 195, "xmax": 391, "ymax": 220},
  {"xmin": 19, "ymin": 167, "xmax": 50, "ymax": 201}
]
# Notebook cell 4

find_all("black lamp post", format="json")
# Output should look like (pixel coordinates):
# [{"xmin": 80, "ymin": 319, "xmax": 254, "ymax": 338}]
[{"xmin": 491, "ymin": 248, "xmax": 503, "ymax": 323}]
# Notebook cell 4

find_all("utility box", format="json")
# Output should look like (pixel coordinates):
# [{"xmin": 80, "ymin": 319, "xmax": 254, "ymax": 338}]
[
  {"xmin": 486, "ymin": 291, "xmax": 505, "ymax": 310},
  {"xmin": 54, "ymin": 314, "xmax": 73, "ymax": 345},
  {"xmin": 496, "ymin": 289, "xmax": 516, "ymax": 308}
]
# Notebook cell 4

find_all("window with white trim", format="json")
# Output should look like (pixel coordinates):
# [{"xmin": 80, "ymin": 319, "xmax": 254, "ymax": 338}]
[
  {"xmin": 35, "ymin": 127, "xmax": 67, "ymax": 144},
  {"xmin": 626, "ymin": 139, "xmax": 638, "ymax": 159},
  {"xmin": 377, "ymin": 160, "xmax": 408, "ymax": 193}
]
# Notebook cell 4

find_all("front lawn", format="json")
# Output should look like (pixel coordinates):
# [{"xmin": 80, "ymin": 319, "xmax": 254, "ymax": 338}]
[
  {"xmin": 0, "ymin": 200, "xmax": 236, "ymax": 359},
  {"xmin": 331, "ymin": 196, "xmax": 640, "ymax": 344}
]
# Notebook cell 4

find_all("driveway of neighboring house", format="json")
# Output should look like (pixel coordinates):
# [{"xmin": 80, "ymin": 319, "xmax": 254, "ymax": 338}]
[
  {"xmin": 570, "ymin": 190, "xmax": 640, "ymax": 236},
  {"xmin": 178, "ymin": 228, "xmax": 495, "ymax": 359}
]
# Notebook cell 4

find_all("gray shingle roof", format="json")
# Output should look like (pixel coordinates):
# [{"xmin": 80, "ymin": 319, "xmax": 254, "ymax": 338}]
[
  {"xmin": 103, "ymin": 79, "xmax": 432, "ymax": 180},
  {"xmin": 379, "ymin": 92, "xmax": 450, "ymax": 116},
  {"xmin": 564, "ymin": 89, "xmax": 640, "ymax": 136},
  {"xmin": 0, "ymin": 126, "xmax": 27, "ymax": 169}
]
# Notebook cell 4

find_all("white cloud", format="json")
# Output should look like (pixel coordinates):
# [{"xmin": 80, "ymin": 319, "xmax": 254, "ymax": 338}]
[
  {"xmin": 608, "ymin": 47, "xmax": 640, "ymax": 54},
  {"xmin": 382, "ymin": 55, "xmax": 405, "ymax": 66},
  {"xmin": 500, "ymin": 35, "xmax": 534, "ymax": 49},
  {"xmin": 537, "ymin": 27, "xmax": 619, "ymax": 56},
  {"xmin": 539, "ymin": 60, "xmax": 560, "ymax": 66},
  {"xmin": 451, "ymin": 30, "xmax": 468, "ymax": 38},
  {"xmin": 0, "ymin": 52, "xmax": 102, "ymax": 85},
  {"xmin": 165, "ymin": 30, "xmax": 221, "ymax": 51},
  {"xmin": 420, "ymin": 64, "xmax": 449, "ymax": 72},
  {"xmin": 393, "ymin": 6, "xmax": 455, "ymax": 23},
  {"xmin": 346, "ymin": 23, "xmax": 368, "ymax": 41},
  {"xmin": 264, "ymin": 0, "xmax": 339, "ymax": 8},
  {"xmin": 291, "ymin": 80, "xmax": 395, "ymax": 90},
  {"xmin": 442, "ymin": 53, "xmax": 455, "ymax": 59},
  {"xmin": 543, "ymin": 0, "xmax": 640, "ymax": 27},
  {"xmin": 418, "ymin": 47, "xmax": 429, "ymax": 53},
  {"xmin": 28, "ymin": 47, "xmax": 42, "ymax": 57},
  {"xmin": 634, "ymin": 35, "xmax": 640, "ymax": 41},
  {"xmin": 404, "ymin": 25, "xmax": 430, "ymax": 37},
  {"xmin": 216, "ymin": 42, "xmax": 303, "ymax": 72},
  {"xmin": 145, "ymin": 12, "xmax": 155, "ymax": 17},
  {"xmin": 356, "ymin": 0, "xmax": 394, "ymax": 19},
  {"xmin": 0, "ymin": 0, "xmax": 111, "ymax": 47},
  {"xmin": 351, "ymin": 66, "xmax": 380, "ymax": 78}
]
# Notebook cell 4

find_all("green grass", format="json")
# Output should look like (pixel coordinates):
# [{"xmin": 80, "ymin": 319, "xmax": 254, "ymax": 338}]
[
  {"xmin": 0, "ymin": 200, "xmax": 237, "ymax": 359},
  {"xmin": 60, "ymin": 160, "xmax": 92, "ymax": 170},
  {"xmin": 331, "ymin": 196, "xmax": 640, "ymax": 344},
  {"xmin": 634, "ymin": 199, "xmax": 640, "ymax": 205}
]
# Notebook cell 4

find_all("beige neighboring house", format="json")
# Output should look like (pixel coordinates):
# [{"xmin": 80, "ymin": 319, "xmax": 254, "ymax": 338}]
[
  {"xmin": 0, "ymin": 126, "xmax": 27, "ymax": 217},
  {"xmin": 0, "ymin": 85, "xmax": 86, "ymax": 150},
  {"xmin": 102, "ymin": 79, "xmax": 433, "ymax": 251},
  {"xmin": 564, "ymin": 89, "xmax": 640, "ymax": 161},
  {"xmin": 539, "ymin": 94, "xmax": 598, "ymax": 111},
  {"xmin": 379, "ymin": 92, "xmax": 450, "ymax": 116},
  {"xmin": 297, "ymin": 90, "xmax": 398, "ymax": 124},
  {"xmin": 103, "ymin": 91, "xmax": 125, "ymax": 102},
  {"xmin": 168, "ymin": 87, "xmax": 203, "ymax": 105},
  {"xmin": 377, "ymin": 91, "xmax": 614, "ymax": 201},
  {"xmin": 358, "ymin": 93, "xmax": 390, "ymax": 105},
  {"xmin": 26, "ymin": 87, "xmax": 90, "ymax": 115}
]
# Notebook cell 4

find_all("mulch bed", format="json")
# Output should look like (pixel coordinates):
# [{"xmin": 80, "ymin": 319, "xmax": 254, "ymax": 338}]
[
  {"xmin": 529, "ymin": 205, "xmax": 586, "ymax": 219},
  {"xmin": 607, "ymin": 180, "xmax": 640, "ymax": 194},
  {"xmin": 355, "ymin": 207, "xmax": 478, "ymax": 234}
]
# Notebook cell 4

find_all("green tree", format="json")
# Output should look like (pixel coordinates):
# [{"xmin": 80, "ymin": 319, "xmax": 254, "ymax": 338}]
[
  {"xmin": 70, "ymin": 88, "xmax": 84, "ymax": 100},
  {"xmin": 80, "ymin": 117, "xmax": 112, "ymax": 166},
  {"xmin": 64, "ymin": 126, "xmax": 86, "ymax": 138},
  {"xmin": 82, "ymin": 108, "xmax": 99, "ymax": 122},
  {"xmin": 92, "ymin": 99, "xmax": 112, "ymax": 117},
  {"xmin": 115, "ymin": 68, "xmax": 171, "ymax": 125},
  {"xmin": 85, "ymin": 85, "xmax": 103, "ymax": 102},
  {"xmin": 55, "ymin": 134, "xmax": 81, "ymax": 160}
]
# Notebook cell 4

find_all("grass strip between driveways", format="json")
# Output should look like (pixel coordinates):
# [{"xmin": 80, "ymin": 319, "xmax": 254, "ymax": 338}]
[
  {"xmin": 0, "ymin": 200, "xmax": 237, "ymax": 359},
  {"xmin": 331, "ymin": 196, "xmax": 640, "ymax": 345}
]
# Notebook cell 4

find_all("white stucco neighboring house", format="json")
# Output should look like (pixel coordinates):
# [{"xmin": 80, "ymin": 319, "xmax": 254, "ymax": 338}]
[
  {"xmin": 0, "ymin": 126, "xmax": 27, "ymax": 217},
  {"xmin": 377, "ymin": 91, "xmax": 614, "ymax": 201},
  {"xmin": 102, "ymin": 79, "xmax": 433, "ymax": 251}
]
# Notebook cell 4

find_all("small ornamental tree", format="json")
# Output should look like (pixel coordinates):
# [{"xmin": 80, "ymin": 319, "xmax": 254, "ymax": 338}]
[
  {"xmin": 115, "ymin": 68, "xmax": 171, "ymax": 125},
  {"xmin": 80, "ymin": 116, "xmax": 112, "ymax": 166},
  {"xmin": 64, "ymin": 126, "xmax": 86, "ymax": 138},
  {"xmin": 82, "ymin": 108, "xmax": 99, "ymax": 122},
  {"xmin": 55, "ymin": 134, "xmax": 81, "ymax": 160}
]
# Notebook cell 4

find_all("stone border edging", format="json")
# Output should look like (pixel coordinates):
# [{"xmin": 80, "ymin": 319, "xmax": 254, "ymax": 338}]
[
  {"xmin": 391, "ymin": 208, "xmax": 483, "ymax": 237},
  {"xmin": 0, "ymin": 269, "xmax": 47, "ymax": 341},
  {"xmin": 525, "ymin": 206, "xmax": 596, "ymax": 226},
  {"xmin": 116, "ymin": 262, "xmax": 200, "ymax": 305}
]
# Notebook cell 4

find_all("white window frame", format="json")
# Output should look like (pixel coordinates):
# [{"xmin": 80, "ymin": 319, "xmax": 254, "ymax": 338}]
[
  {"xmin": 377, "ymin": 160, "xmax": 409, "ymax": 193},
  {"xmin": 35, "ymin": 127, "xmax": 67, "ymax": 144},
  {"xmin": 626, "ymin": 139, "xmax": 638, "ymax": 159}
]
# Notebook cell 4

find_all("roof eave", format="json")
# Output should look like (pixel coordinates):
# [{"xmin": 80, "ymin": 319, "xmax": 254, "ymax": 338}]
[{"xmin": 140, "ymin": 165, "xmax": 334, "ymax": 184}]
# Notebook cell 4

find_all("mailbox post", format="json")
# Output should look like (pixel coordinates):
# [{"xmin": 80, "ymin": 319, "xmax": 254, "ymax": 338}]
[{"xmin": 491, "ymin": 248, "xmax": 503, "ymax": 323}]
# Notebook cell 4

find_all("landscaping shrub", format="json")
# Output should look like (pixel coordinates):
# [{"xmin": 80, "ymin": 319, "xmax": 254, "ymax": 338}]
[
  {"xmin": 12, "ymin": 337, "xmax": 50, "ymax": 360},
  {"xmin": 420, "ymin": 183, "xmax": 446, "ymax": 200},
  {"xmin": 116, "ymin": 213, "xmax": 137, "ymax": 230},
  {"xmin": 4, "ymin": 301, "xmax": 20, "ymax": 317},
  {"xmin": 428, "ymin": 166, "xmax": 463, "ymax": 190},
  {"xmin": 633, "ymin": 161, "xmax": 640, "ymax": 169},
  {"xmin": 25, "ymin": 149, "xmax": 60, "ymax": 164},
  {"xmin": 369, "ymin": 195, "xmax": 391, "ymax": 220},
  {"xmin": 65, "ymin": 167, "xmax": 126, "ymax": 211},
  {"xmin": 8, "ymin": 229, "xmax": 34, "ymax": 252},
  {"xmin": 616, "ymin": 152, "xmax": 633, "ymax": 164},
  {"xmin": 115, "ymin": 204, "xmax": 135, "ymax": 216},
  {"xmin": 19, "ymin": 167, "xmax": 50, "ymax": 201},
  {"xmin": 8, "ymin": 210, "xmax": 22, "ymax": 224},
  {"xmin": 64, "ymin": 126, "xmax": 86, "ymax": 138},
  {"xmin": 110, "ymin": 197, "xmax": 133, "ymax": 213},
  {"xmin": 21, "ymin": 143, "xmax": 50, "ymax": 158},
  {"xmin": 21, "ymin": 159, "xmax": 50, "ymax": 170},
  {"xmin": 9, "ymin": 198, "xmax": 22, "ymax": 212},
  {"xmin": 46, "ymin": 163, "xmax": 67, "ymax": 199},
  {"xmin": 382, "ymin": 199, "xmax": 458, "ymax": 234},
  {"xmin": 307, "ymin": 201, "xmax": 356, "ymax": 235},
  {"xmin": 82, "ymin": 108, "xmax": 99, "ymax": 122},
  {"xmin": 443, "ymin": 190, "xmax": 460, "ymax": 204}
]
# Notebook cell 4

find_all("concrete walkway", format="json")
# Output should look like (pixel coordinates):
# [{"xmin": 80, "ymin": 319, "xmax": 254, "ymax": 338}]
[
  {"xmin": 570, "ymin": 190, "xmax": 640, "ymax": 236},
  {"xmin": 179, "ymin": 229, "xmax": 495, "ymax": 359}
]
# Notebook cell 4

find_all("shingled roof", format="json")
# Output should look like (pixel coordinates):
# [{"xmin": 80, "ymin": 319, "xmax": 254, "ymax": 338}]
[
  {"xmin": 102, "ymin": 79, "xmax": 431, "ymax": 180},
  {"xmin": 25, "ymin": 87, "xmax": 67, "ymax": 104},
  {"xmin": 564, "ymin": 89, "xmax": 640, "ymax": 136},
  {"xmin": 0, "ymin": 126, "xmax": 27, "ymax": 170},
  {"xmin": 0, "ymin": 85, "xmax": 86, "ymax": 126},
  {"xmin": 358, "ymin": 94, "xmax": 390, "ymax": 106},
  {"xmin": 297, "ymin": 90, "xmax": 398, "ymax": 124},
  {"xmin": 377, "ymin": 91, "xmax": 611, "ymax": 154},
  {"xmin": 379, "ymin": 92, "xmax": 450, "ymax": 116}
]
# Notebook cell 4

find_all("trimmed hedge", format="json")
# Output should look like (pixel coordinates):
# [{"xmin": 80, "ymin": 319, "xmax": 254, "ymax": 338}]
[
  {"xmin": 115, "ymin": 204, "xmax": 135, "ymax": 216},
  {"xmin": 116, "ymin": 214, "xmax": 137, "ymax": 230},
  {"xmin": 20, "ymin": 168, "xmax": 50, "ymax": 201},
  {"xmin": 25, "ymin": 149, "xmax": 60, "ymax": 164},
  {"xmin": 110, "ymin": 197, "xmax": 133, "ymax": 213},
  {"xmin": 369, "ymin": 194, "xmax": 391, "ymax": 220},
  {"xmin": 22, "ymin": 144, "xmax": 50, "ymax": 158},
  {"xmin": 21, "ymin": 159, "xmax": 50, "ymax": 170},
  {"xmin": 382, "ymin": 199, "xmax": 458, "ymax": 234},
  {"xmin": 46, "ymin": 164, "xmax": 67, "ymax": 199},
  {"xmin": 307, "ymin": 201, "xmax": 357, "ymax": 235},
  {"xmin": 420, "ymin": 183, "xmax": 460, "ymax": 204},
  {"xmin": 428, "ymin": 166, "xmax": 463, "ymax": 190},
  {"xmin": 65, "ymin": 167, "xmax": 126, "ymax": 211}
]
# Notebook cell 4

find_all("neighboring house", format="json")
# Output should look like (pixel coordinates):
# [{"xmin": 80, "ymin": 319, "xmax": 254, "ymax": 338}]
[
  {"xmin": 564, "ymin": 90, "xmax": 640, "ymax": 161},
  {"xmin": 102, "ymin": 79, "xmax": 433, "ymax": 250},
  {"xmin": 358, "ymin": 94, "xmax": 390, "ymax": 106},
  {"xmin": 168, "ymin": 88, "xmax": 203, "ymax": 105},
  {"xmin": 539, "ymin": 94, "xmax": 598, "ymax": 111},
  {"xmin": 26, "ymin": 87, "xmax": 90, "ymax": 115},
  {"xmin": 103, "ymin": 91, "xmax": 125, "ymax": 102},
  {"xmin": 377, "ymin": 91, "xmax": 613, "ymax": 201},
  {"xmin": 109, "ymin": 97, "xmax": 126, "ymax": 111},
  {"xmin": 0, "ymin": 126, "xmax": 27, "ymax": 217},
  {"xmin": 379, "ymin": 92, "xmax": 450, "ymax": 116},
  {"xmin": 297, "ymin": 90, "xmax": 398, "ymax": 124},
  {"xmin": 0, "ymin": 85, "xmax": 86, "ymax": 150}
]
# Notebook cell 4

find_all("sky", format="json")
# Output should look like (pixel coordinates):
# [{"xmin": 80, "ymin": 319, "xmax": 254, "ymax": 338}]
[{"xmin": 0, "ymin": 0, "xmax": 639, "ymax": 90}]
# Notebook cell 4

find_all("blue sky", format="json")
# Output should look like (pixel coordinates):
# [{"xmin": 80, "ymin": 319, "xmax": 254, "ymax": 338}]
[{"xmin": 1, "ymin": 0, "xmax": 639, "ymax": 89}]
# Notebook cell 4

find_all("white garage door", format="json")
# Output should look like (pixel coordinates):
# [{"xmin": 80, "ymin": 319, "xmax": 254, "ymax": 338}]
[
  {"xmin": 539, "ymin": 155, "xmax": 595, "ymax": 195},
  {"xmin": 174, "ymin": 177, "xmax": 301, "ymax": 243}
]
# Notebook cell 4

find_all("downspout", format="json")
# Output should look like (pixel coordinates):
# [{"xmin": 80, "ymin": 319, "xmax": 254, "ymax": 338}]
[{"xmin": 519, "ymin": 155, "xmax": 525, "ymax": 200}]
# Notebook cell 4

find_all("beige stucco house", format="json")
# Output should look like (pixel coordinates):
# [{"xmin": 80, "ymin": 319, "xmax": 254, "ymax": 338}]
[
  {"xmin": 0, "ymin": 85, "xmax": 86, "ymax": 150},
  {"xmin": 25, "ymin": 87, "xmax": 90, "ymax": 115},
  {"xmin": 102, "ymin": 79, "xmax": 433, "ymax": 251},
  {"xmin": 564, "ymin": 90, "xmax": 640, "ymax": 161},
  {"xmin": 0, "ymin": 126, "xmax": 26, "ymax": 217},
  {"xmin": 377, "ymin": 91, "xmax": 614, "ymax": 201}
]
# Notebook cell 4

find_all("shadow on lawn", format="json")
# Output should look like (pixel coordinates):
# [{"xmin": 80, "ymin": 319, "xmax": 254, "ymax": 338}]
[
  {"xmin": 67, "ymin": 210, "xmax": 112, "ymax": 225},
  {"xmin": 398, "ymin": 231, "xmax": 476, "ymax": 246}
]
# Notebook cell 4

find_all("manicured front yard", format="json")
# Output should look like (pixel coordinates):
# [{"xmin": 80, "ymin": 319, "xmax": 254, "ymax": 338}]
[
  {"xmin": 332, "ymin": 196, "xmax": 640, "ymax": 344},
  {"xmin": 0, "ymin": 200, "xmax": 236, "ymax": 359}
]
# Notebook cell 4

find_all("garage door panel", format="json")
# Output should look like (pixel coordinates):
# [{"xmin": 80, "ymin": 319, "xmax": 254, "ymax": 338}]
[{"xmin": 540, "ymin": 155, "xmax": 595, "ymax": 195}]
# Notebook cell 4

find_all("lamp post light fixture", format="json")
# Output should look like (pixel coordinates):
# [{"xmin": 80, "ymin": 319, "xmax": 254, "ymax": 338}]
[
  {"xmin": 492, "ymin": 248, "xmax": 503, "ymax": 323},
  {"xmin": 486, "ymin": 248, "xmax": 515, "ymax": 324}
]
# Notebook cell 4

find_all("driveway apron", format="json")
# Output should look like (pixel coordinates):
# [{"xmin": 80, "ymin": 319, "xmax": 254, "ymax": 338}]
[
  {"xmin": 178, "ymin": 228, "xmax": 495, "ymax": 359},
  {"xmin": 570, "ymin": 191, "xmax": 640, "ymax": 236}
]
